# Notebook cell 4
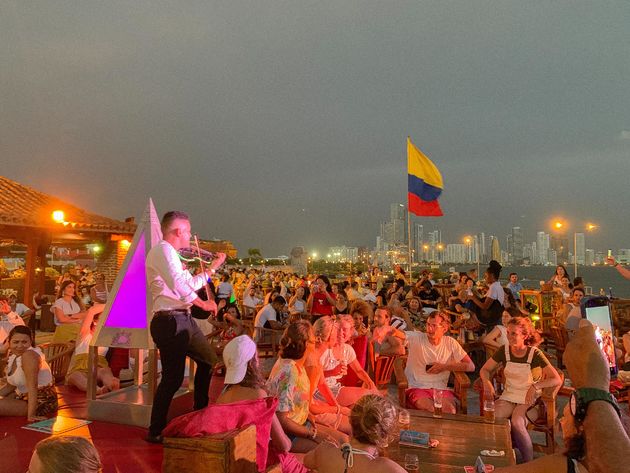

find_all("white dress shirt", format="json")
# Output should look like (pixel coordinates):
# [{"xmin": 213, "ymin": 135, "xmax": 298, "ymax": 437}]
[{"xmin": 146, "ymin": 240, "xmax": 206, "ymax": 313}]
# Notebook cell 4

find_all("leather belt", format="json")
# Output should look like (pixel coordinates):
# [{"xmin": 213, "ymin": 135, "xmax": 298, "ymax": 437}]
[{"xmin": 154, "ymin": 309, "xmax": 190, "ymax": 317}]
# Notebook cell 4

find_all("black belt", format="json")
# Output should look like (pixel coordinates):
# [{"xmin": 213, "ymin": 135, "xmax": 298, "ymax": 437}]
[{"xmin": 154, "ymin": 309, "xmax": 190, "ymax": 317}]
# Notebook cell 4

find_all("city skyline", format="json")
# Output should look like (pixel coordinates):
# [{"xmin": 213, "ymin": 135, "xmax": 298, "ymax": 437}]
[{"xmin": 306, "ymin": 202, "xmax": 629, "ymax": 267}]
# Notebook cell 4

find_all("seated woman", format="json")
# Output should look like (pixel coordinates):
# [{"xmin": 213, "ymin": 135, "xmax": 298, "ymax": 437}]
[
  {"xmin": 28, "ymin": 436, "xmax": 102, "ymax": 473},
  {"xmin": 320, "ymin": 315, "xmax": 377, "ymax": 406},
  {"xmin": 479, "ymin": 317, "xmax": 562, "ymax": 463},
  {"xmin": 548, "ymin": 264, "xmax": 571, "ymax": 288},
  {"xmin": 334, "ymin": 292, "xmax": 350, "ymax": 315},
  {"xmin": 207, "ymin": 303, "xmax": 244, "ymax": 346},
  {"xmin": 66, "ymin": 304, "xmax": 119, "ymax": 394},
  {"xmin": 469, "ymin": 260, "xmax": 505, "ymax": 330},
  {"xmin": 0, "ymin": 326, "xmax": 57, "ymax": 421},
  {"xmin": 51, "ymin": 280, "xmax": 88, "ymax": 344},
  {"xmin": 216, "ymin": 335, "xmax": 293, "ymax": 468},
  {"xmin": 307, "ymin": 317, "xmax": 352, "ymax": 435},
  {"xmin": 288, "ymin": 285, "xmax": 307, "ymax": 319},
  {"xmin": 482, "ymin": 311, "xmax": 511, "ymax": 351},
  {"xmin": 303, "ymin": 394, "xmax": 405, "ymax": 473},
  {"xmin": 267, "ymin": 321, "xmax": 344, "ymax": 453}
]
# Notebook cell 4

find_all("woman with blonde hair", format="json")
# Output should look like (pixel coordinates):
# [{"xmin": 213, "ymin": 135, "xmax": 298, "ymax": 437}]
[
  {"xmin": 480, "ymin": 316, "xmax": 561, "ymax": 463},
  {"xmin": 28, "ymin": 436, "xmax": 102, "ymax": 473},
  {"xmin": 320, "ymin": 315, "xmax": 377, "ymax": 407},
  {"xmin": 304, "ymin": 394, "xmax": 405, "ymax": 472},
  {"xmin": 306, "ymin": 316, "xmax": 352, "ymax": 434}
]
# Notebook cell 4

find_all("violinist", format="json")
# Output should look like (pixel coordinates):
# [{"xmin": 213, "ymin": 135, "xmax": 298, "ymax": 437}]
[{"xmin": 145, "ymin": 211, "xmax": 226, "ymax": 443}]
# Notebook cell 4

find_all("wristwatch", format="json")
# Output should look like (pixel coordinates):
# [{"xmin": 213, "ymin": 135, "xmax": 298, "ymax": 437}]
[{"xmin": 569, "ymin": 388, "xmax": 620, "ymax": 424}]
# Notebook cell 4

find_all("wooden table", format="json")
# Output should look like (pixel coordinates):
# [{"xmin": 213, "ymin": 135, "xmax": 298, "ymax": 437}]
[{"xmin": 385, "ymin": 410, "xmax": 515, "ymax": 472}]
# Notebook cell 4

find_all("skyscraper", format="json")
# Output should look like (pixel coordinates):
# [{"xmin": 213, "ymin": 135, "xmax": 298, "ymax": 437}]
[
  {"xmin": 491, "ymin": 236, "xmax": 501, "ymax": 262},
  {"xmin": 512, "ymin": 227, "xmax": 523, "ymax": 263},
  {"xmin": 537, "ymin": 232, "xmax": 550, "ymax": 265},
  {"xmin": 575, "ymin": 233, "xmax": 585, "ymax": 265}
]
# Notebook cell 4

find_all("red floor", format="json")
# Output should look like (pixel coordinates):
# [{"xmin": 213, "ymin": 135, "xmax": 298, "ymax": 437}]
[{"xmin": 0, "ymin": 387, "xmax": 163, "ymax": 473}]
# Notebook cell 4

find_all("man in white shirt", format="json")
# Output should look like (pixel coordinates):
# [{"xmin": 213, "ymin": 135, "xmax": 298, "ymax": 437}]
[
  {"xmin": 145, "ymin": 211, "xmax": 225, "ymax": 443},
  {"xmin": 403, "ymin": 312, "xmax": 474, "ymax": 414},
  {"xmin": 254, "ymin": 296, "xmax": 286, "ymax": 330},
  {"xmin": 345, "ymin": 282, "xmax": 363, "ymax": 302}
]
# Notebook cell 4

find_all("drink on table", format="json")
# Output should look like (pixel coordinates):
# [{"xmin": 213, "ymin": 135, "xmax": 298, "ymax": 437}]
[
  {"xmin": 483, "ymin": 398, "xmax": 495, "ymax": 424},
  {"xmin": 432, "ymin": 388, "xmax": 443, "ymax": 418},
  {"xmin": 404, "ymin": 453, "xmax": 419, "ymax": 471},
  {"xmin": 399, "ymin": 409, "xmax": 410, "ymax": 430}
]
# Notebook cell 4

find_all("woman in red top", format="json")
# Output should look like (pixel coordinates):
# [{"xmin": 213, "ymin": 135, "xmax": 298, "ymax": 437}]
[{"xmin": 307, "ymin": 275, "xmax": 336, "ymax": 321}]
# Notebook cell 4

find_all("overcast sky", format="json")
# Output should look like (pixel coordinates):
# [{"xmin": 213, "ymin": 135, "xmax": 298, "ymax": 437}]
[{"xmin": 2, "ymin": 1, "xmax": 629, "ymax": 256}]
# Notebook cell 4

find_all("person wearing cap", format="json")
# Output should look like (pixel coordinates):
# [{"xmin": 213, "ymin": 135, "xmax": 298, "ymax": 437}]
[{"xmin": 217, "ymin": 335, "xmax": 291, "ymax": 456}]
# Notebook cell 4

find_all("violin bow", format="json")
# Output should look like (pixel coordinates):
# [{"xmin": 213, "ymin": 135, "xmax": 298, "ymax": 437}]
[{"xmin": 193, "ymin": 234, "xmax": 213, "ymax": 303}]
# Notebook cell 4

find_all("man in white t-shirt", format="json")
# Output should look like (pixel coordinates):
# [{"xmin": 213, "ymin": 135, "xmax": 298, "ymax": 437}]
[
  {"xmin": 254, "ymin": 296, "xmax": 286, "ymax": 330},
  {"xmin": 403, "ymin": 312, "xmax": 474, "ymax": 414}
]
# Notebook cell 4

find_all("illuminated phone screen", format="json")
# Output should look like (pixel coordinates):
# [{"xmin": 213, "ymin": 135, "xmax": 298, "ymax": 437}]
[{"xmin": 584, "ymin": 304, "xmax": 618, "ymax": 376}]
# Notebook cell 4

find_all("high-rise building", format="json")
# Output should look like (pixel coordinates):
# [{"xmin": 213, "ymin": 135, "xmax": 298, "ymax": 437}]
[
  {"xmin": 575, "ymin": 233, "xmax": 585, "ymax": 265},
  {"xmin": 445, "ymin": 244, "xmax": 467, "ymax": 264},
  {"xmin": 537, "ymin": 232, "xmax": 550, "ymax": 265},
  {"xmin": 551, "ymin": 234, "xmax": 569, "ymax": 263},
  {"xmin": 427, "ymin": 230, "xmax": 441, "ymax": 263},
  {"xmin": 478, "ymin": 232, "xmax": 491, "ymax": 264},
  {"xmin": 506, "ymin": 234, "xmax": 513, "ymax": 264},
  {"xmin": 585, "ymin": 249, "xmax": 595, "ymax": 266},
  {"xmin": 413, "ymin": 224, "xmax": 424, "ymax": 262},
  {"xmin": 381, "ymin": 203, "xmax": 407, "ymax": 246},
  {"xmin": 491, "ymin": 236, "xmax": 501, "ymax": 262},
  {"xmin": 512, "ymin": 227, "xmax": 523, "ymax": 263}
]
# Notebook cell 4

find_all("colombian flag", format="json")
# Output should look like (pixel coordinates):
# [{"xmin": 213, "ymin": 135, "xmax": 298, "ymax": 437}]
[{"xmin": 407, "ymin": 137, "xmax": 443, "ymax": 217}]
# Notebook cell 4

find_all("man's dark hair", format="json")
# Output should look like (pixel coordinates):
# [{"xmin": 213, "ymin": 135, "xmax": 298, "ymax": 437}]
[
  {"xmin": 161, "ymin": 211, "xmax": 189, "ymax": 234},
  {"xmin": 272, "ymin": 296, "xmax": 286, "ymax": 306},
  {"xmin": 509, "ymin": 272, "xmax": 518, "ymax": 278}
]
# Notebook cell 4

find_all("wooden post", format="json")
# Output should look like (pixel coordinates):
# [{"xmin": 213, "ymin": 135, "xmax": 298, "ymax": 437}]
[
  {"xmin": 87, "ymin": 345, "xmax": 98, "ymax": 400},
  {"xmin": 23, "ymin": 238, "xmax": 39, "ymax": 305}
]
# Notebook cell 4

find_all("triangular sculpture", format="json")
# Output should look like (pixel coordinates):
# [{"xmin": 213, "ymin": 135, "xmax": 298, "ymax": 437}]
[{"xmin": 92, "ymin": 198, "xmax": 162, "ymax": 349}]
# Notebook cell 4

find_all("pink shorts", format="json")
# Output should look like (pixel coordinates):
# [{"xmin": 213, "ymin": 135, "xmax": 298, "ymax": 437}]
[{"xmin": 406, "ymin": 388, "xmax": 457, "ymax": 407}]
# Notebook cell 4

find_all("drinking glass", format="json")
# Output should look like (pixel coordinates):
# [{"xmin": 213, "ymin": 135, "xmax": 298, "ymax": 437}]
[
  {"xmin": 432, "ymin": 389, "xmax": 443, "ymax": 418},
  {"xmin": 483, "ymin": 399, "xmax": 495, "ymax": 423},
  {"xmin": 404, "ymin": 453, "xmax": 419, "ymax": 471},
  {"xmin": 398, "ymin": 409, "xmax": 410, "ymax": 429}
]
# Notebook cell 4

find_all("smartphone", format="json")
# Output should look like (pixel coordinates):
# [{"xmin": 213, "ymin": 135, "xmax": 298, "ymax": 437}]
[{"xmin": 581, "ymin": 296, "xmax": 618, "ymax": 377}]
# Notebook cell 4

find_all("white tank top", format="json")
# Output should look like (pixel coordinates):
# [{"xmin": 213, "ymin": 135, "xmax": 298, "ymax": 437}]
[{"xmin": 7, "ymin": 347, "xmax": 54, "ymax": 394}]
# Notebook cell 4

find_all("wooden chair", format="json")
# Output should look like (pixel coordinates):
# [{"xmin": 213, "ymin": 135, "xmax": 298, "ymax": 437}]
[
  {"xmin": 39, "ymin": 304, "xmax": 55, "ymax": 332},
  {"xmin": 40, "ymin": 342, "xmax": 75, "ymax": 383},
  {"xmin": 367, "ymin": 342, "xmax": 398, "ymax": 389},
  {"xmin": 254, "ymin": 327, "xmax": 282, "ymax": 358},
  {"xmin": 397, "ymin": 357, "xmax": 471, "ymax": 414},
  {"xmin": 545, "ymin": 325, "xmax": 569, "ymax": 369}
]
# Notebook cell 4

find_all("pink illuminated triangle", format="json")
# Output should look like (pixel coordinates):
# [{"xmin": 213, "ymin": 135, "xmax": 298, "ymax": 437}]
[
  {"xmin": 104, "ymin": 233, "xmax": 147, "ymax": 329},
  {"xmin": 92, "ymin": 199, "xmax": 162, "ymax": 349}
]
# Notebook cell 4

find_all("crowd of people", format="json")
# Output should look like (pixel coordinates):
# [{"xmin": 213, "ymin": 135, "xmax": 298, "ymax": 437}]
[{"xmin": 1, "ymin": 211, "xmax": 630, "ymax": 472}]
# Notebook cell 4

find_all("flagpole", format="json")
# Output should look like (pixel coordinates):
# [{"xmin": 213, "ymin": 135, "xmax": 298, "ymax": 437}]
[{"xmin": 407, "ymin": 209, "xmax": 413, "ymax": 279}]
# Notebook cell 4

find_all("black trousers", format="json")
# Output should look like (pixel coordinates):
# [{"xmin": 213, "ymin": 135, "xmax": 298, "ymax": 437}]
[{"xmin": 149, "ymin": 311, "xmax": 217, "ymax": 436}]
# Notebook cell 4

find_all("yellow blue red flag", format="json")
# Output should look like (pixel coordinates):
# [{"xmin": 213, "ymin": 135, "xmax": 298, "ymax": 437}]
[{"xmin": 407, "ymin": 137, "xmax": 443, "ymax": 217}]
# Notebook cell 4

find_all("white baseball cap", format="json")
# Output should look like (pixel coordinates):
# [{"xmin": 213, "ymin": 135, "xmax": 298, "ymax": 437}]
[{"xmin": 223, "ymin": 335, "xmax": 257, "ymax": 385}]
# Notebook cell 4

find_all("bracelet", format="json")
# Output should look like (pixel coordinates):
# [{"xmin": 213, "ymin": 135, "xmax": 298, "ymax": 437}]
[{"xmin": 308, "ymin": 425, "xmax": 317, "ymax": 440}]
